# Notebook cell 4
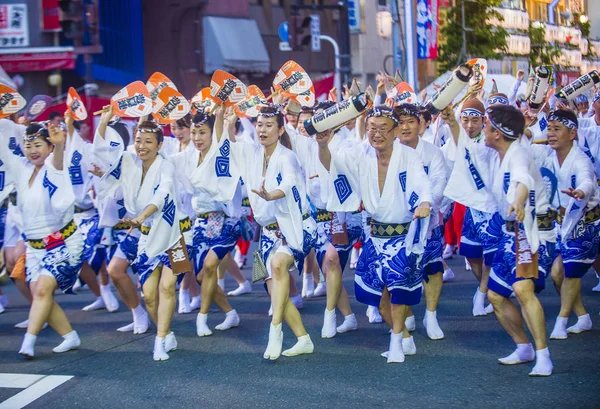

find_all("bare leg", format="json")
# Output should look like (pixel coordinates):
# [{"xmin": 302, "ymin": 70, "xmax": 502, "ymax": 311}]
[
  {"xmin": 269, "ymin": 253, "xmax": 293, "ymax": 326},
  {"xmin": 223, "ymin": 253, "xmax": 246, "ymax": 284},
  {"xmin": 28, "ymin": 276, "xmax": 72, "ymax": 336},
  {"xmin": 468, "ymin": 257, "xmax": 483, "ymax": 282},
  {"xmin": 108, "ymin": 257, "xmax": 140, "ymax": 309},
  {"xmin": 142, "ymin": 268, "xmax": 160, "ymax": 326},
  {"xmin": 558, "ymin": 277, "xmax": 584, "ymax": 319},
  {"xmin": 199, "ymin": 250, "xmax": 232, "ymax": 314},
  {"xmin": 157, "ymin": 266, "xmax": 177, "ymax": 338},
  {"xmin": 550, "ymin": 256, "xmax": 564, "ymax": 294},
  {"xmin": 479, "ymin": 264, "xmax": 490, "ymax": 293},
  {"xmin": 513, "ymin": 280, "xmax": 547, "ymax": 350},
  {"xmin": 14, "ymin": 279, "xmax": 33, "ymax": 304},
  {"xmin": 487, "ymin": 289, "xmax": 529, "ymax": 345},
  {"xmin": 266, "ymin": 279, "xmax": 307, "ymax": 337},
  {"xmin": 324, "ymin": 245, "xmax": 343, "ymax": 311},
  {"xmin": 79, "ymin": 262, "xmax": 101, "ymax": 297},
  {"xmin": 424, "ymin": 272, "xmax": 443, "ymax": 312},
  {"xmin": 98, "ymin": 261, "xmax": 109, "ymax": 286}
]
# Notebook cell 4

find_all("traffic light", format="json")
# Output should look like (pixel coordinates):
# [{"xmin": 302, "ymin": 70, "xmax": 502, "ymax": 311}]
[
  {"xmin": 58, "ymin": 0, "xmax": 84, "ymax": 40},
  {"xmin": 289, "ymin": 14, "xmax": 312, "ymax": 51}
]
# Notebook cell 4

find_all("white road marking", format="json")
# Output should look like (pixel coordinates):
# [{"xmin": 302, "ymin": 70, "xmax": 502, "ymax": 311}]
[{"xmin": 0, "ymin": 373, "xmax": 73, "ymax": 409}]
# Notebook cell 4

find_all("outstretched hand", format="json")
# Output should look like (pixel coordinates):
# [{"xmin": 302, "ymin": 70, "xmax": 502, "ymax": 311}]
[{"xmin": 560, "ymin": 187, "xmax": 585, "ymax": 201}]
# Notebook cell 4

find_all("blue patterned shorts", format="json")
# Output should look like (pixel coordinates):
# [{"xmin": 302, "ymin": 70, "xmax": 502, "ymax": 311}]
[
  {"xmin": 315, "ymin": 211, "xmax": 363, "ymax": 272},
  {"xmin": 557, "ymin": 219, "xmax": 600, "ymax": 279},
  {"xmin": 354, "ymin": 235, "xmax": 423, "ymax": 306},
  {"xmin": 193, "ymin": 215, "xmax": 241, "ymax": 274},
  {"xmin": 422, "ymin": 225, "xmax": 444, "ymax": 277},
  {"xmin": 75, "ymin": 212, "xmax": 103, "ymax": 263},
  {"xmin": 488, "ymin": 228, "xmax": 557, "ymax": 298},
  {"xmin": 460, "ymin": 207, "xmax": 503, "ymax": 265}
]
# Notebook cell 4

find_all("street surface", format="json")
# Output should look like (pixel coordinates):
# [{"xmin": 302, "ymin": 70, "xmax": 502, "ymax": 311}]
[{"xmin": 1, "ymin": 254, "xmax": 599, "ymax": 409}]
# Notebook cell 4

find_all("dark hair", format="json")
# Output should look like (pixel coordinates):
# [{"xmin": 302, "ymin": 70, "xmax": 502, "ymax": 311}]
[
  {"xmin": 258, "ymin": 106, "xmax": 292, "ymax": 150},
  {"xmin": 25, "ymin": 123, "xmax": 50, "ymax": 144},
  {"xmin": 135, "ymin": 121, "xmax": 164, "ymax": 144},
  {"xmin": 109, "ymin": 121, "xmax": 130, "ymax": 147},
  {"xmin": 487, "ymin": 104, "xmax": 525, "ymax": 140},
  {"xmin": 191, "ymin": 111, "xmax": 215, "ymax": 131},
  {"xmin": 234, "ymin": 119, "xmax": 242, "ymax": 134},
  {"xmin": 316, "ymin": 100, "xmax": 335, "ymax": 111},
  {"xmin": 420, "ymin": 109, "xmax": 432, "ymax": 124},
  {"xmin": 48, "ymin": 111, "xmax": 62, "ymax": 121},
  {"xmin": 175, "ymin": 113, "xmax": 192, "ymax": 129}
]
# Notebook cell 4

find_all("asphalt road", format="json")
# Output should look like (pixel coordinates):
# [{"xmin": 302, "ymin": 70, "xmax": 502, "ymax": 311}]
[{"xmin": 1, "ymin": 254, "xmax": 599, "ymax": 409}]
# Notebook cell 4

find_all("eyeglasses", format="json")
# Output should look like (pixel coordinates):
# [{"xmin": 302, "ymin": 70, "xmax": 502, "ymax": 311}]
[{"xmin": 367, "ymin": 128, "xmax": 392, "ymax": 136}]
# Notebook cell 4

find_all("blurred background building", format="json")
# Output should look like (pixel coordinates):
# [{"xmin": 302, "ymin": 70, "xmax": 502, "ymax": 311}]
[{"xmin": 0, "ymin": 0, "xmax": 598, "ymax": 108}]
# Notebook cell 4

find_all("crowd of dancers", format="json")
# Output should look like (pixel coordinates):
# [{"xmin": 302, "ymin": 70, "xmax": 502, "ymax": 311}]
[{"xmin": 0, "ymin": 66, "xmax": 599, "ymax": 378}]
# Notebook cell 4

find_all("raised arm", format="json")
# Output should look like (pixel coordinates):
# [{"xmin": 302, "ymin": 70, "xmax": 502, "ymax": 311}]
[
  {"xmin": 214, "ymin": 104, "xmax": 225, "ymax": 143},
  {"xmin": 440, "ymin": 105, "xmax": 460, "ymax": 146},
  {"xmin": 97, "ymin": 106, "xmax": 115, "ymax": 139},
  {"xmin": 48, "ymin": 123, "xmax": 66, "ymax": 171}
]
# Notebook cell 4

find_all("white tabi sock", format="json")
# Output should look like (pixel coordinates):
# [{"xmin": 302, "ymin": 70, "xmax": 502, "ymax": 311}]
[
  {"xmin": 82, "ymin": 297, "xmax": 105, "ymax": 312},
  {"xmin": 337, "ymin": 313, "xmax": 358, "ymax": 333},
  {"xmin": 472, "ymin": 288, "xmax": 487, "ymax": 316},
  {"xmin": 217, "ymin": 278, "xmax": 225, "ymax": 291},
  {"xmin": 550, "ymin": 316, "xmax": 568, "ymax": 340},
  {"xmin": 442, "ymin": 269, "xmax": 455, "ymax": 282},
  {"xmin": 0, "ymin": 294, "xmax": 8, "ymax": 308},
  {"xmin": 529, "ymin": 348, "xmax": 553, "ymax": 376},
  {"xmin": 405, "ymin": 315, "xmax": 416, "ymax": 332},
  {"xmin": 19, "ymin": 333, "xmax": 37, "ymax": 358},
  {"xmin": 264, "ymin": 323, "xmax": 283, "ymax": 360},
  {"xmin": 567, "ymin": 314, "xmax": 592, "ymax": 334},
  {"xmin": 387, "ymin": 333, "xmax": 405, "ymax": 363},
  {"xmin": 153, "ymin": 336, "xmax": 169, "ymax": 361},
  {"xmin": 53, "ymin": 331, "xmax": 80, "ymax": 353},
  {"xmin": 282, "ymin": 334, "xmax": 314, "ymax": 357},
  {"xmin": 215, "ymin": 309, "xmax": 240, "ymax": 331},
  {"xmin": 165, "ymin": 332, "xmax": 177, "ymax": 352},
  {"xmin": 190, "ymin": 296, "xmax": 200, "ymax": 311},
  {"xmin": 132, "ymin": 305, "xmax": 149, "ymax": 334},
  {"xmin": 227, "ymin": 280, "xmax": 252, "ymax": 296},
  {"xmin": 302, "ymin": 272, "xmax": 314, "ymax": 298},
  {"xmin": 313, "ymin": 282, "xmax": 327, "ymax": 297},
  {"xmin": 178, "ymin": 289, "xmax": 191, "ymax": 314},
  {"xmin": 498, "ymin": 343, "xmax": 534, "ymax": 365},
  {"xmin": 100, "ymin": 285, "xmax": 119, "ymax": 312},
  {"xmin": 196, "ymin": 313, "xmax": 213, "ymax": 336},
  {"xmin": 321, "ymin": 308, "xmax": 337, "ymax": 338},
  {"xmin": 423, "ymin": 310, "xmax": 444, "ymax": 340}
]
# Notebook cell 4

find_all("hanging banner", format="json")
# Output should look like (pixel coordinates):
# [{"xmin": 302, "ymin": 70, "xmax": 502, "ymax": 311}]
[
  {"xmin": 417, "ymin": 0, "xmax": 438, "ymax": 60},
  {"xmin": 0, "ymin": 4, "xmax": 29, "ymax": 48}
]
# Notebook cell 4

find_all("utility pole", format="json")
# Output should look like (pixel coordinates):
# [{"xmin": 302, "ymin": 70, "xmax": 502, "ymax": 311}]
[
  {"xmin": 457, "ymin": 0, "xmax": 473, "ymax": 65},
  {"xmin": 390, "ymin": 0, "xmax": 403, "ymax": 78}
]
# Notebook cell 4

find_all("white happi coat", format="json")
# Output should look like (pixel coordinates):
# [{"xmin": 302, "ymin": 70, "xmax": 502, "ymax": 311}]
[
  {"xmin": 530, "ymin": 143, "xmax": 599, "ymax": 238},
  {"xmin": 325, "ymin": 135, "xmax": 432, "ymax": 253},
  {"xmin": 64, "ymin": 129, "xmax": 95, "ymax": 212},
  {"xmin": 93, "ymin": 128, "xmax": 180, "ymax": 258},
  {"xmin": 415, "ymin": 138, "xmax": 448, "ymax": 230},
  {"xmin": 577, "ymin": 126, "xmax": 600, "ymax": 187}
]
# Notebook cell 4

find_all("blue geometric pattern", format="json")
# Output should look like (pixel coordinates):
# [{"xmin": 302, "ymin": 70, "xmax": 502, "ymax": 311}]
[
  {"xmin": 408, "ymin": 191, "xmax": 419, "ymax": 211},
  {"xmin": 42, "ymin": 171, "xmax": 58, "ymax": 198},
  {"xmin": 538, "ymin": 116, "xmax": 548, "ymax": 131},
  {"xmin": 399, "ymin": 171, "xmax": 407, "ymax": 192},
  {"xmin": 0, "ymin": 171, "xmax": 4, "ymax": 191},
  {"xmin": 69, "ymin": 165, "xmax": 84, "ymax": 185},
  {"xmin": 276, "ymin": 173, "xmax": 282, "ymax": 186},
  {"xmin": 9, "ymin": 137, "xmax": 24, "ymax": 157},
  {"xmin": 465, "ymin": 148, "xmax": 485, "ymax": 190},
  {"xmin": 117, "ymin": 199, "xmax": 126, "ymax": 219},
  {"xmin": 540, "ymin": 167, "xmax": 558, "ymax": 204},
  {"xmin": 219, "ymin": 139, "xmax": 231, "ymax": 156},
  {"xmin": 503, "ymin": 172, "xmax": 510, "ymax": 194},
  {"xmin": 162, "ymin": 194, "xmax": 176, "ymax": 226},
  {"xmin": 109, "ymin": 141, "xmax": 121, "ymax": 147},
  {"xmin": 110, "ymin": 156, "xmax": 123, "ymax": 180},
  {"xmin": 215, "ymin": 156, "xmax": 231, "ymax": 177},
  {"xmin": 334, "ymin": 174, "xmax": 352, "ymax": 204},
  {"xmin": 571, "ymin": 175, "xmax": 577, "ymax": 189},
  {"xmin": 71, "ymin": 150, "xmax": 83, "ymax": 165},
  {"xmin": 292, "ymin": 186, "xmax": 302, "ymax": 212},
  {"xmin": 423, "ymin": 166, "xmax": 429, "ymax": 175}
]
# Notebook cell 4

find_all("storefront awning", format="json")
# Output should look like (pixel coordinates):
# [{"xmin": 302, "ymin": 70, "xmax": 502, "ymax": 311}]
[
  {"xmin": 203, "ymin": 16, "xmax": 270, "ymax": 74},
  {"xmin": 0, "ymin": 46, "xmax": 75, "ymax": 73}
]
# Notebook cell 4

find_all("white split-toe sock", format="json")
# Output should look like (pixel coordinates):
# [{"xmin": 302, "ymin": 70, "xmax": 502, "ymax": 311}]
[
  {"xmin": 291, "ymin": 295, "xmax": 304, "ymax": 309},
  {"xmin": 529, "ymin": 348, "xmax": 553, "ymax": 376},
  {"xmin": 321, "ymin": 308, "xmax": 337, "ymax": 338},
  {"xmin": 302, "ymin": 273, "xmax": 314, "ymax": 298},
  {"xmin": 313, "ymin": 282, "xmax": 327, "ymax": 297},
  {"xmin": 423, "ymin": 310, "xmax": 445, "ymax": 340},
  {"xmin": 215, "ymin": 310, "xmax": 240, "ymax": 331},
  {"xmin": 567, "ymin": 314, "xmax": 592, "ymax": 334},
  {"xmin": 165, "ymin": 332, "xmax": 177, "ymax": 352},
  {"xmin": 366, "ymin": 306, "xmax": 383, "ymax": 324},
  {"xmin": 19, "ymin": 333, "xmax": 37, "ymax": 359},
  {"xmin": 82, "ymin": 297, "xmax": 105, "ymax": 312},
  {"xmin": 282, "ymin": 334, "xmax": 314, "ymax": 357},
  {"xmin": 268, "ymin": 304, "xmax": 273, "ymax": 317},
  {"xmin": 405, "ymin": 315, "xmax": 416, "ymax": 332},
  {"xmin": 498, "ymin": 343, "xmax": 534, "ymax": 365},
  {"xmin": 196, "ymin": 313, "xmax": 213, "ymax": 336},
  {"xmin": 381, "ymin": 336, "xmax": 416, "ymax": 358},
  {"xmin": 550, "ymin": 317, "xmax": 568, "ymax": 340},
  {"xmin": 592, "ymin": 275, "xmax": 600, "ymax": 292},
  {"xmin": 153, "ymin": 336, "xmax": 169, "ymax": 361},
  {"xmin": 442, "ymin": 244, "xmax": 455, "ymax": 260},
  {"xmin": 132, "ymin": 305, "xmax": 149, "ymax": 334},
  {"xmin": 337, "ymin": 313, "xmax": 358, "ymax": 333},
  {"xmin": 190, "ymin": 296, "xmax": 200, "ymax": 311},
  {"xmin": 263, "ymin": 323, "xmax": 283, "ymax": 360},
  {"xmin": 387, "ymin": 333, "xmax": 405, "ymax": 363},
  {"xmin": 178, "ymin": 289, "xmax": 191, "ymax": 314},
  {"xmin": 227, "ymin": 280, "xmax": 252, "ymax": 296},
  {"xmin": 484, "ymin": 303, "xmax": 494, "ymax": 314},
  {"xmin": 15, "ymin": 319, "xmax": 47, "ymax": 330},
  {"xmin": 53, "ymin": 331, "xmax": 80, "ymax": 353},
  {"xmin": 442, "ymin": 269, "xmax": 455, "ymax": 282},
  {"xmin": 117, "ymin": 323, "xmax": 134, "ymax": 332},
  {"xmin": 472, "ymin": 288, "xmax": 487, "ymax": 316},
  {"xmin": 100, "ymin": 285, "xmax": 119, "ymax": 312}
]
